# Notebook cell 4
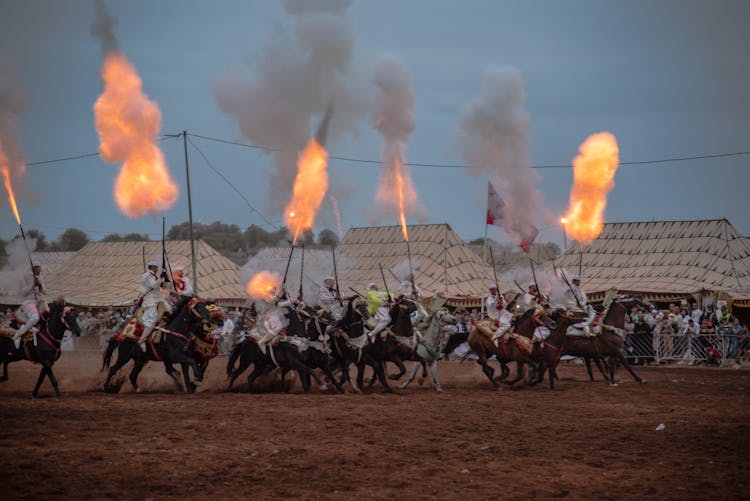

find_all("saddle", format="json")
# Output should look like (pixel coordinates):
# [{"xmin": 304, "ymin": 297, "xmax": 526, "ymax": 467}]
[
  {"xmin": 191, "ymin": 334, "xmax": 219, "ymax": 362},
  {"xmin": 114, "ymin": 301, "xmax": 171, "ymax": 343},
  {"xmin": 475, "ymin": 320, "xmax": 495, "ymax": 339}
]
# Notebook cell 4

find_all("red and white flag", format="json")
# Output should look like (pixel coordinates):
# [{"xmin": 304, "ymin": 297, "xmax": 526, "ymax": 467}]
[{"xmin": 486, "ymin": 182, "xmax": 506, "ymax": 226}]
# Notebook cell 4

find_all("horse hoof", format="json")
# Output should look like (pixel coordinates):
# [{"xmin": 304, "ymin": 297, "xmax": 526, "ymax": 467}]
[
  {"xmin": 609, "ymin": 383, "xmax": 619, "ymax": 387},
  {"xmin": 135, "ymin": 387, "xmax": 142, "ymax": 393},
  {"xmin": 417, "ymin": 378, "xmax": 424, "ymax": 386},
  {"xmin": 398, "ymin": 382, "xmax": 408, "ymax": 389},
  {"xmin": 639, "ymin": 379, "xmax": 647, "ymax": 385},
  {"xmin": 319, "ymin": 383, "xmax": 329, "ymax": 392},
  {"xmin": 193, "ymin": 380, "xmax": 202, "ymax": 387},
  {"xmin": 32, "ymin": 392, "xmax": 38, "ymax": 398},
  {"xmin": 387, "ymin": 375, "xmax": 400, "ymax": 381},
  {"xmin": 436, "ymin": 386, "xmax": 443, "ymax": 392}
]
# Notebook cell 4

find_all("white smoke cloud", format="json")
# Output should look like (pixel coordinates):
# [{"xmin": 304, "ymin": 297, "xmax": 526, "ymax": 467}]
[
  {"xmin": 0, "ymin": 238, "xmax": 37, "ymax": 297},
  {"xmin": 214, "ymin": 0, "xmax": 368, "ymax": 215},
  {"xmin": 458, "ymin": 66, "xmax": 546, "ymax": 246},
  {"xmin": 370, "ymin": 54, "xmax": 427, "ymax": 224}
]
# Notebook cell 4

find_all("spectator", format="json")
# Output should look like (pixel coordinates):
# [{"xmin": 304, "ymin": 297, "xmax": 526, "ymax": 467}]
[
  {"xmin": 680, "ymin": 317, "xmax": 700, "ymax": 365},
  {"xmin": 690, "ymin": 302, "xmax": 703, "ymax": 324},
  {"xmin": 728, "ymin": 318, "xmax": 742, "ymax": 366}
]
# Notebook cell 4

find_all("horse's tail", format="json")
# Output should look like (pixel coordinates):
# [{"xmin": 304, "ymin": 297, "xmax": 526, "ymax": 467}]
[
  {"xmin": 102, "ymin": 338, "xmax": 119, "ymax": 371},
  {"xmin": 226, "ymin": 341, "xmax": 243, "ymax": 377}
]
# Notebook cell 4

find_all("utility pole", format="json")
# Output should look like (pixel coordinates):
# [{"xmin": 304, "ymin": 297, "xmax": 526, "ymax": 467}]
[{"xmin": 182, "ymin": 130, "xmax": 198, "ymax": 295}]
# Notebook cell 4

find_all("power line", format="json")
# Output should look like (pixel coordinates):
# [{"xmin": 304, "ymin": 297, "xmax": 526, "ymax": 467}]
[
  {"xmin": 186, "ymin": 136, "xmax": 281, "ymax": 230},
  {"xmin": 22, "ymin": 130, "xmax": 750, "ymax": 169}
]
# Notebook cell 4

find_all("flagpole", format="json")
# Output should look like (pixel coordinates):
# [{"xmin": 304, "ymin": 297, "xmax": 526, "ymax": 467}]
[{"xmin": 481, "ymin": 182, "xmax": 489, "ymax": 319}]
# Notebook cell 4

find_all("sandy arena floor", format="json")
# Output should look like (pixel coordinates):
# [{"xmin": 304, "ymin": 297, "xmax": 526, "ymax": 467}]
[{"xmin": 1, "ymin": 352, "xmax": 748, "ymax": 500}]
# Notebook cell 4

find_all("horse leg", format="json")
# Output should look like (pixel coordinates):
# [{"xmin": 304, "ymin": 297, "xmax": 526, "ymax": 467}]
[
  {"xmin": 163, "ymin": 362, "xmax": 182, "ymax": 391},
  {"xmin": 388, "ymin": 357, "xmax": 408, "ymax": 381},
  {"xmin": 374, "ymin": 360, "xmax": 395, "ymax": 393},
  {"xmin": 104, "ymin": 346, "xmax": 132, "ymax": 391},
  {"xmin": 498, "ymin": 360, "xmax": 510, "ymax": 381},
  {"xmin": 319, "ymin": 363, "xmax": 344, "ymax": 394},
  {"xmin": 178, "ymin": 362, "xmax": 196, "ymax": 393},
  {"xmin": 129, "ymin": 359, "xmax": 146, "ymax": 393},
  {"xmin": 228, "ymin": 356, "xmax": 252, "ymax": 389},
  {"xmin": 46, "ymin": 364, "xmax": 62, "ymax": 397},
  {"xmin": 32, "ymin": 365, "xmax": 49, "ymax": 397},
  {"xmin": 504, "ymin": 362, "xmax": 526, "ymax": 386},
  {"xmin": 476, "ymin": 354, "xmax": 498, "ymax": 389},
  {"xmin": 399, "ymin": 362, "xmax": 420, "ymax": 389},
  {"xmin": 616, "ymin": 352, "xmax": 644, "ymax": 384},
  {"xmin": 246, "ymin": 364, "xmax": 267, "ymax": 393},
  {"xmin": 0, "ymin": 359, "xmax": 8, "ymax": 382},
  {"xmin": 428, "ymin": 359, "xmax": 443, "ymax": 392},
  {"xmin": 593, "ymin": 356, "xmax": 611, "ymax": 383},
  {"xmin": 584, "ymin": 356, "xmax": 595, "ymax": 381}
]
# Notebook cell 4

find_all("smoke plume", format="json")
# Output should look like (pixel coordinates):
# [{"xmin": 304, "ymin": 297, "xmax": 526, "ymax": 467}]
[
  {"xmin": 215, "ymin": 0, "xmax": 367, "ymax": 215},
  {"xmin": 90, "ymin": 0, "xmax": 119, "ymax": 55},
  {"xmin": 0, "ymin": 238, "xmax": 37, "ymax": 296},
  {"xmin": 370, "ymin": 54, "xmax": 427, "ymax": 225},
  {"xmin": 0, "ymin": 56, "xmax": 29, "ymax": 190},
  {"xmin": 458, "ymin": 66, "xmax": 543, "ymax": 246}
]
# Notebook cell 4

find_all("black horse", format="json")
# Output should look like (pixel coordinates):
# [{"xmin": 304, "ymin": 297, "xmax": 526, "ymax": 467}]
[
  {"xmin": 226, "ymin": 302, "xmax": 328, "ymax": 393},
  {"xmin": 331, "ymin": 297, "xmax": 394, "ymax": 393},
  {"xmin": 0, "ymin": 298, "xmax": 81, "ymax": 397},
  {"xmin": 102, "ymin": 297, "xmax": 223, "ymax": 393}
]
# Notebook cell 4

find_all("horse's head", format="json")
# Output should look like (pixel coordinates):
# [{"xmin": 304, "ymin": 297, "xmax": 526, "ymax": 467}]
[
  {"xmin": 187, "ymin": 298, "xmax": 224, "ymax": 338},
  {"xmin": 396, "ymin": 297, "xmax": 418, "ymax": 315},
  {"xmin": 348, "ymin": 296, "xmax": 370, "ymax": 321},
  {"xmin": 60, "ymin": 304, "xmax": 81, "ymax": 337},
  {"xmin": 434, "ymin": 307, "xmax": 457, "ymax": 326},
  {"xmin": 304, "ymin": 306, "xmax": 335, "ymax": 341}
]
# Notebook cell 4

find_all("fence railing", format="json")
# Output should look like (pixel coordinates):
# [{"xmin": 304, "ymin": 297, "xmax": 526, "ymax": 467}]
[{"xmin": 623, "ymin": 331, "xmax": 745, "ymax": 366}]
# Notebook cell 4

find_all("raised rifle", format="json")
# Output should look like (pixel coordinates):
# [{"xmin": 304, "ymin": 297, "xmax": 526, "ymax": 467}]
[
  {"xmin": 281, "ymin": 245, "xmax": 295, "ymax": 294},
  {"xmin": 378, "ymin": 263, "xmax": 391, "ymax": 302},
  {"xmin": 162, "ymin": 217, "xmax": 177, "ymax": 292},
  {"xmin": 331, "ymin": 245, "xmax": 343, "ymax": 306},
  {"xmin": 298, "ymin": 243, "xmax": 305, "ymax": 301}
]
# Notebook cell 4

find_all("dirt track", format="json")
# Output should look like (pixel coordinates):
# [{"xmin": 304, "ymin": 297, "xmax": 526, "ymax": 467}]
[{"xmin": 1, "ymin": 352, "xmax": 748, "ymax": 500}]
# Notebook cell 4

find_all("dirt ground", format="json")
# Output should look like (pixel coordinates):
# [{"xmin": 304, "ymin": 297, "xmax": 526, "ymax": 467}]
[{"xmin": 1, "ymin": 352, "xmax": 748, "ymax": 500}]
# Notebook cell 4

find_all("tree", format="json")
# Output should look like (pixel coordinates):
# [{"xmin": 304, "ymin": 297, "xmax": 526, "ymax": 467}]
[
  {"xmin": 122, "ymin": 233, "xmax": 150, "ymax": 241},
  {"xmin": 317, "ymin": 228, "xmax": 339, "ymax": 247},
  {"xmin": 54, "ymin": 228, "xmax": 89, "ymax": 251},
  {"xmin": 102, "ymin": 233, "xmax": 123, "ymax": 242},
  {"xmin": 24, "ymin": 229, "xmax": 50, "ymax": 251}
]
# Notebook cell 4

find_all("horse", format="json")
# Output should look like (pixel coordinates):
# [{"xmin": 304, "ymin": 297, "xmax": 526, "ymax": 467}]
[
  {"xmin": 279, "ymin": 305, "xmax": 344, "ymax": 393},
  {"xmin": 330, "ymin": 296, "xmax": 393, "ymax": 393},
  {"xmin": 102, "ymin": 297, "xmax": 224, "ymax": 393},
  {"xmin": 467, "ymin": 308, "xmax": 555, "ymax": 390},
  {"xmin": 226, "ymin": 301, "xmax": 329, "ymax": 393},
  {"xmin": 521, "ymin": 309, "xmax": 582, "ymax": 389},
  {"xmin": 0, "ymin": 298, "xmax": 80, "ymax": 397},
  {"xmin": 562, "ymin": 297, "xmax": 647, "ymax": 385},
  {"xmin": 398, "ymin": 307, "xmax": 458, "ymax": 392}
]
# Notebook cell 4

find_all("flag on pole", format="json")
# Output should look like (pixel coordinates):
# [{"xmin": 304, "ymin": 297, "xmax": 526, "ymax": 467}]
[{"xmin": 486, "ymin": 182, "xmax": 506, "ymax": 226}]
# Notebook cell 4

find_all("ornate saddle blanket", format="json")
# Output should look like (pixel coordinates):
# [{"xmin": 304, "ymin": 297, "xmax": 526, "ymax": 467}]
[
  {"xmin": 0, "ymin": 327, "xmax": 35, "ymax": 342},
  {"xmin": 508, "ymin": 332, "xmax": 534, "ymax": 355},
  {"xmin": 332, "ymin": 329, "xmax": 369, "ymax": 351},
  {"xmin": 475, "ymin": 320, "xmax": 495, "ymax": 339},
  {"xmin": 191, "ymin": 334, "xmax": 218, "ymax": 362},
  {"xmin": 392, "ymin": 333, "xmax": 418, "ymax": 351},
  {"xmin": 279, "ymin": 335, "xmax": 310, "ymax": 352},
  {"xmin": 113, "ymin": 317, "xmax": 145, "ymax": 341}
]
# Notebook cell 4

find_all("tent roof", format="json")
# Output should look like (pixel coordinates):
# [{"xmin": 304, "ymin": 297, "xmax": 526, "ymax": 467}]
[
  {"xmin": 7, "ymin": 240, "xmax": 246, "ymax": 307},
  {"xmin": 557, "ymin": 219, "xmax": 750, "ymax": 299},
  {"xmin": 336, "ymin": 223, "xmax": 490, "ymax": 298}
]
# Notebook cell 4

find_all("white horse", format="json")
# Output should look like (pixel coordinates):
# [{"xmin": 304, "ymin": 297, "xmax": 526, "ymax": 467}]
[{"xmin": 399, "ymin": 308, "xmax": 457, "ymax": 392}]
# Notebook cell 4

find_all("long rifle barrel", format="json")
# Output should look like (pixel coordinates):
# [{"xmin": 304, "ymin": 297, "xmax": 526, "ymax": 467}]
[
  {"xmin": 378, "ymin": 263, "xmax": 391, "ymax": 299},
  {"xmin": 331, "ymin": 245, "xmax": 343, "ymax": 306},
  {"xmin": 282, "ymin": 245, "xmax": 295, "ymax": 289}
]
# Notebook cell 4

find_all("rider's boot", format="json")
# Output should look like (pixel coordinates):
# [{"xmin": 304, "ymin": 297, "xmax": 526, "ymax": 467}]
[{"xmin": 138, "ymin": 326, "xmax": 154, "ymax": 352}]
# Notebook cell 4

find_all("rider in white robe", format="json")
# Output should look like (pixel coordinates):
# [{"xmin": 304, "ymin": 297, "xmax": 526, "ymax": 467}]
[
  {"xmin": 13, "ymin": 260, "xmax": 46, "ymax": 349},
  {"xmin": 564, "ymin": 275, "xmax": 596, "ymax": 336}
]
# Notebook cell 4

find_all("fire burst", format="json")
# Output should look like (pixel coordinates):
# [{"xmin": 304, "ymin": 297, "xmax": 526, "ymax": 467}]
[
  {"xmin": 94, "ymin": 52, "xmax": 178, "ymax": 218},
  {"xmin": 284, "ymin": 138, "xmax": 329, "ymax": 244},
  {"xmin": 0, "ymin": 142, "xmax": 21, "ymax": 225},
  {"xmin": 246, "ymin": 271, "xmax": 281, "ymax": 301},
  {"xmin": 563, "ymin": 132, "xmax": 620, "ymax": 244}
]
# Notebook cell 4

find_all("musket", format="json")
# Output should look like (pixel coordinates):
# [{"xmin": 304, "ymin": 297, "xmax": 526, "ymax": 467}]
[
  {"xmin": 348, "ymin": 287, "xmax": 366, "ymax": 299},
  {"xmin": 406, "ymin": 239, "xmax": 416, "ymax": 296},
  {"xmin": 559, "ymin": 268, "xmax": 584, "ymax": 310},
  {"xmin": 378, "ymin": 263, "xmax": 391, "ymax": 301},
  {"xmin": 162, "ymin": 217, "xmax": 177, "ymax": 292},
  {"xmin": 281, "ymin": 245, "xmax": 295, "ymax": 292},
  {"xmin": 298, "ymin": 243, "xmax": 305, "ymax": 300},
  {"xmin": 331, "ymin": 245, "xmax": 343, "ymax": 306},
  {"xmin": 529, "ymin": 258, "xmax": 545, "ymax": 305},
  {"xmin": 141, "ymin": 245, "xmax": 146, "ymax": 270},
  {"xmin": 489, "ymin": 247, "xmax": 500, "ymax": 292},
  {"xmin": 18, "ymin": 224, "xmax": 40, "ymax": 301}
]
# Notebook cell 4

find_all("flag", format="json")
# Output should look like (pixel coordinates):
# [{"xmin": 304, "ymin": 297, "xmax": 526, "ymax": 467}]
[
  {"xmin": 518, "ymin": 221, "xmax": 539, "ymax": 253},
  {"xmin": 486, "ymin": 182, "xmax": 506, "ymax": 226}
]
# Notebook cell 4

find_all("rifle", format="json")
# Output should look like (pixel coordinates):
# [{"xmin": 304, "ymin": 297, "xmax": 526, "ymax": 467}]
[
  {"xmin": 281, "ymin": 245, "xmax": 295, "ymax": 293},
  {"xmin": 162, "ymin": 217, "xmax": 177, "ymax": 292},
  {"xmin": 559, "ymin": 268, "xmax": 584, "ymax": 310},
  {"xmin": 406, "ymin": 240, "xmax": 416, "ymax": 297},
  {"xmin": 378, "ymin": 263, "xmax": 391, "ymax": 302},
  {"xmin": 529, "ymin": 258, "xmax": 546, "ymax": 305},
  {"xmin": 331, "ymin": 245, "xmax": 343, "ymax": 306},
  {"xmin": 489, "ymin": 247, "xmax": 500, "ymax": 292},
  {"xmin": 298, "ymin": 243, "xmax": 305, "ymax": 301}
]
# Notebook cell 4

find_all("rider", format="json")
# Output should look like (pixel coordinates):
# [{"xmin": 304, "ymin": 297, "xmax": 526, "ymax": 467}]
[
  {"xmin": 172, "ymin": 265, "xmax": 193, "ymax": 296},
  {"xmin": 485, "ymin": 284, "xmax": 504, "ymax": 324},
  {"xmin": 400, "ymin": 273, "xmax": 427, "ymax": 324},
  {"xmin": 564, "ymin": 274, "xmax": 596, "ymax": 336},
  {"xmin": 520, "ymin": 282, "xmax": 543, "ymax": 312},
  {"xmin": 256, "ymin": 288, "xmax": 296, "ymax": 351},
  {"xmin": 366, "ymin": 282, "xmax": 393, "ymax": 342},
  {"xmin": 13, "ymin": 260, "xmax": 46, "ymax": 349},
  {"xmin": 491, "ymin": 296, "xmax": 517, "ymax": 347},
  {"xmin": 137, "ymin": 260, "xmax": 166, "ymax": 351},
  {"xmin": 318, "ymin": 276, "xmax": 343, "ymax": 321}
]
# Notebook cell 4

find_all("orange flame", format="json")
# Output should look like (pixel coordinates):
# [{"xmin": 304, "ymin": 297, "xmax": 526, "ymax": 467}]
[
  {"xmin": 284, "ymin": 138, "xmax": 329, "ymax": 244},
  {"xmin": 395, "ymin": 159, "xmax": 409, "ymax": 241},
  {"xmin": 563, "ymin": 132, "xmax": 619, "ymax": 244},
  {"xmin": 94, "ymin": 52, "xmax": 178, "ymax": 218},
  {"xmin": 246, "ymin": 271, "xmax": 281, "ymax": 301},
  {"xmin": 0, "ymin": 142, "xmax": 21, "ymax": 225}
]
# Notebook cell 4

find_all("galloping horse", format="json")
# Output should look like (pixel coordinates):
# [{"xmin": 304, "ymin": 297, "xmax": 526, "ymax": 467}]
[
  {"xmin": 226, "ymin": 302, "xmax": 329, "ymax": 393},
  {"xmin": 563, "ymin": 297, "xmax": 647, "ymax": 385},
  {"xmin": 330, "ymin": 296, "xmax": 393, "ymax": 393},
  {"xmin": 467, "ymin": 308, "xmax": 556, "ymax": 390},
  {"xmin": 0, "ymin": 298, "xmax": 80, "ymax": 397},
  {"xmin": 398, "ymin": 307, "xmax": 457, "ymax": 392},
  {"xmin": 365, "ymin": 297, "xmax": 422, "ymax": 384},
  {"xmin": 102, "ymin": 297, "xmax": 224, "ymax": 393}
]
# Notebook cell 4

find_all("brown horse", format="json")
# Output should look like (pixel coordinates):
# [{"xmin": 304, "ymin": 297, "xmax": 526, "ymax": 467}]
[
  {"xmin": 562, "ymin": 299, "xmax": 646, "ymax": 385},
  {"xmin": 467, "ymin": 308, "xmax": 556, "ymax": 390}
]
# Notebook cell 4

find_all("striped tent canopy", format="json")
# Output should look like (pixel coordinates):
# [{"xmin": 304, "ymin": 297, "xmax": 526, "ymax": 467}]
[
  {"xmin": 0, "ymin": 240, "xmax": 247, "ymax": 307},
  {"xmin": 336, "ymin": 224, "xmax": 491, "ymax": 305},
  {"xmin": 557, "ymin": 219, "xmax": 750, "ymax": 305}
]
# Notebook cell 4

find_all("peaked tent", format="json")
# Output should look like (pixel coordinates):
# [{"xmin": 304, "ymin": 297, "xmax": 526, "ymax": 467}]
[
  {"xmin": 557, "ymin": 219, "xmax": 750, "ymax": 306},
  {"xmin": 9, "ymin": 240, "xmax": 247, "ymax": 307},
  {"xmin": 336, "ymin": 224, "xmax": 491, "ymax": 307}
]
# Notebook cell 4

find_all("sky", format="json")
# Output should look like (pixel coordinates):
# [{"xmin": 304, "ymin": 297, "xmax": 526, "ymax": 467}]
[{"xmin": 0, "ymin": 0, "xmax": 748, "ymax": 250}]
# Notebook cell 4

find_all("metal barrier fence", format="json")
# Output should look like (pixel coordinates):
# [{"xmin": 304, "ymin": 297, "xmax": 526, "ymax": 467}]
[{"xmin": 623, "ymin": 332, "xmax": 745, "ymax": 366}]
